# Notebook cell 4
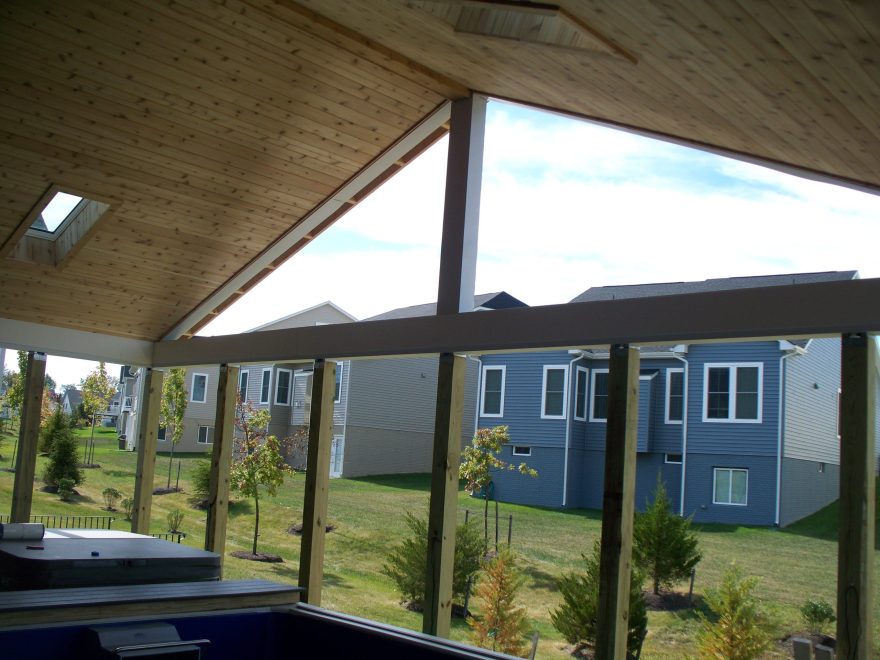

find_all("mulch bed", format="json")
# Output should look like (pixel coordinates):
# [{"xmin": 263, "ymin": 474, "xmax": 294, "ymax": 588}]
[
  {"xmin": 152, "ymin": 487, "xmax": 181, "ymax": 495},
  {"xmin": 642, "ymin": 590, "xmax": 696, "ymax": 611},
  {"xmin": 230, "ymin": 550, "xmax": 284, "ymax": 563},
  {"xmin": 287, "ymin": 522, "xmax": 336, "ymax": 535},
  {"xmin": 79, "ymin": 463, "xmax": 101, "ymax": 469}
]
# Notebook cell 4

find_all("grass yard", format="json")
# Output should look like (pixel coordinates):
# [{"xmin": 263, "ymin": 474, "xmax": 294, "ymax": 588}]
[{"xmin": 1, "ymin": 424, "xmax": 878, "ymax": 658}]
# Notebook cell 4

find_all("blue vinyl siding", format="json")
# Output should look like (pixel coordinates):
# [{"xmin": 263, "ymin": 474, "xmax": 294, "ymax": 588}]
[
  {"xmin": 779, "ymin": 458, "xmax": 839, "ymax": 526},
  {"xmin": 637, "ymin": 376, "xmax": 654, "ymax": 452},
  {"xmin": 490, "ymin": 445, "xmax": 564, "ymax": 507},
  {"xmin": 683, "ymin": 453, "xmax": 776, "ymax": 525},
  {"xmin": 572, "ymin": 450, "xmax": 681, "ymax": 512}
]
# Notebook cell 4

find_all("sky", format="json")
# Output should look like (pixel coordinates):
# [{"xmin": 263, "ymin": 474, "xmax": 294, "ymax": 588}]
[{"xmin": 5, "ymin": 100, "xmax": 880, "ymax": 388}]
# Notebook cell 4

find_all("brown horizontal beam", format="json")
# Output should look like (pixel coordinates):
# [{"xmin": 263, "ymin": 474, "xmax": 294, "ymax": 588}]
[{"xmin": 152, "ymin": 278, "xmax": 880, "ymax": 367}]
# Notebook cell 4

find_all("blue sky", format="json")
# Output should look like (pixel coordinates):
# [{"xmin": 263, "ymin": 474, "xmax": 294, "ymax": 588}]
[{"xmin": 6, "ymin": 99, "xmax": 880, "ymax": 385}]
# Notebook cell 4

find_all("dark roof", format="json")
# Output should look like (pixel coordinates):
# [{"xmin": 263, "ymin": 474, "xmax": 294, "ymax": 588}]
[
  {"xmin": 63, "ymin": 388, "xmax": 82, "ymax": 407},
  {"xmin": 365, "ymin": 292, "xmax": 527, "ymax": 321},
  {"xmin": 570, "ymin": 271, "xmax": 858, "ymax": 303}
]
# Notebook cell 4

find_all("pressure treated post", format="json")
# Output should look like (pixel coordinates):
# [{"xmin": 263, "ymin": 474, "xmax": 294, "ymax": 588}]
[
  {"xmin": 205, "ymin": 364, "xmax": 238, "ymax": 564},
  {"xmin": 595, "ymin": 345, "xmax": 640, "ymax": 660},
  {"xmin": 10, "ymin": 351, "xmax": 46, "ymax": 522},
  {"xmin": 836, "ymin": 333, "xmax": 876, "ymax": 659},
  {"xmin": 423, "ymin": 352, "xmax": 466, "ymax": 637},
  {"xmin": 131, "ymin": 368, "xmax": 163, "ymax": 534},
  {"xmin": 299, "ymin": 359, "xmax": 336, "ymax": 604}
]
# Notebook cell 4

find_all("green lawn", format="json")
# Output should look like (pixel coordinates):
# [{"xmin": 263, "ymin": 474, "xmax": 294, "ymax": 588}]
[{"xmin": 1, "ymin": 426, "xmax": 878, "ymax": 658}]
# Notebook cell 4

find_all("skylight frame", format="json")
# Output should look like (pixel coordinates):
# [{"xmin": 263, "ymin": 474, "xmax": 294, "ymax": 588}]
[{"xmin": 26, "ymin": 193, "xmax": 89, "ymax": 241}]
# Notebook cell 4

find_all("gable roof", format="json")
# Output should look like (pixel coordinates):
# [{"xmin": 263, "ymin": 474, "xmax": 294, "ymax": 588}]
[
  {"xmin": 365, "ymin": 292, "xmax": 527, "ymax": 321},
  {"xmin": 62, "ymin": 388, "xmax": 82, "ymax": 408},
  {"xmin": 570, "ymin": 271, "xmax": 859, "ymax": 303},
  {"xmin": 248, "ymin": 301, "xmax": 357, "ymax": 332}
]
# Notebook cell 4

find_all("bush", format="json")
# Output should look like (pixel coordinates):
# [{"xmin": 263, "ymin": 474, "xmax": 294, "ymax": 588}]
[
  {"xmin": 167, "ymin": 509, "xmax": 185, "ymax": 533},
  {"xmin": 43, "ymin": 430, "xmax": 84, "ymax": 489},
  {"xmin": 800, "ymin": 598, "xmax": 835, "ymax": 636},
  {"xmin": 102, "ymin": 487, "xmax": 122, "ymax": 510},
  {"xmin": 57, "ymin": 478, "xmax": 75, "ymax": 501},
  {"xmin": 121, "ymin": 497, "xmax": 135, "ymax": 521},
  {"xmin": 633, "ymin": 476, "xmax": 701, "ymax": 594},
  {"xmin": 551, "ymin": 540, "xmax": 647, "ymax": 658},
  {"xmin": 382, "ymin": 511, "xmax": 483, "ymax": 609},
  {"xmin": 469, "ymin": 547, "xmax": 531, "ymax": 656},
  {"xmin": 191, "ymin": 459, "xmax": 212, "ymax": 500},
  {"xmin": 697, "ymin": 564, "xmax": 772, "ymax": 659},
  {"xmin": 39, "ymin": 408, "xmax": 73, "ymax": 455}
]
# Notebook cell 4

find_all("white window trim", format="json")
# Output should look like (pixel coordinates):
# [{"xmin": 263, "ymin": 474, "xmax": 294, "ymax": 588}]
[
  {"xmin": 190, "ymin": 372, "xmax": 208, "ymax": 403},
  {"xmin": 480, "ymin": 365, "xmax": 506, "ymax": 418},
  {"xmin": 665, "ymin": 368, "xmax": 684, "ymax": 425},
  {"xmin": 541, "ymin": 365, "xmax": 568, "ymax": 420},
  {"xmin": 259, "ymin": 368, "xmax": 272, "ymax": 405},
  {"xmin": 512, "ymin": 446, "xmax": 531, "ymax": 457},
  {"xmin": 589, "ymin": 369, "xmax": 609, "ymax": 422},
  {"xmin": 197, "ymin": 425, "xmax": 214, "ymax": 444},
  {"xmin": 275, "ymin": 368, "xmax": 293, "ymax": 406},
  {"xmin": 239, "ymin": 370, "xmax": 249, "ymax": 401},
  {"xmin": 664, "ymin": 453, "xmax": 683, "ymax": 464},
  {"xmin": 702, "ymin": 362, "xmax": 763, "ymax": 424},
  {"xmin": 334, "ymin": 362, "xmax": 344, "ymax": 404},
  {"xmin": 574, "ymin": 366, "xmax": 588, "ymax": 421},
  {"xmin": 712, "ymin": 467, "xmax": 748, "ymax": 506}
]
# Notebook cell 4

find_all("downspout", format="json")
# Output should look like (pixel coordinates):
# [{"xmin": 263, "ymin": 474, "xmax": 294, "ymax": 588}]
[
  {"xmin": 562, "ymin": 354, "xmax": 581, "ymax": 507},
  {"xmin": 673, "ymin": 351, "xmax": 689, "ymax": 516},
  {"xmin": 339, "ymin": 360, "xmax": 351, "ymax": 476},
  {"xmin": 466, "ymin": 356, "xmax": 482, "ymax": 437},
  {"xmin": 775, "ymin": 347, "xmax": 800, "ymax": 526}
]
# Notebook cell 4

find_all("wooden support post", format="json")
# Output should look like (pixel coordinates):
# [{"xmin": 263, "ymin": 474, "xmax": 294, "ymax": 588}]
[
  {"xmin": 205, "ymin": 365, "xmax": 238, "ymax": 564},
  {"xmin": 423, "ymin": 352, "xmax": 466, "ymax": 637},
  {"xmin": 131, "ymin": 369, "xmax": 163, "ymax": 535},
  {"xmin": 299, "ymin": 359, "xmax": 336, "ymax": 605},
  {"xmin": 836, "ymin": 333, "xmax": 876, "ymax": 659},
  {"xmin": 596, "ymin": 344, "xmax": 640, "ymax": 660},
  {"xmin": 436, "ymin": 94, "xmax": 486, "ymax": 315},
  {"xmin": 10, "ymin": 351, "xmax": 46, "ymax": 522}
]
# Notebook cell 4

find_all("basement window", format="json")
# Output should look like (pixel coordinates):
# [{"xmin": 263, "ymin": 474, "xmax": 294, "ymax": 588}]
[{"xmin": 3, "ymin": 186, "xmax": 110, "ymax": 267}]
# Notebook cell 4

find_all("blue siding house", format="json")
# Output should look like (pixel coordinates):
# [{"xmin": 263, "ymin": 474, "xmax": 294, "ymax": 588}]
[{"xmin": 477, "ymin": 271, "xmax": 879, "ymax": 526}]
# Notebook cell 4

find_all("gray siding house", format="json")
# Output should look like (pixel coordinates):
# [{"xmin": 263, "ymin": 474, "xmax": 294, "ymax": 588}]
[{"xmin": 479, "ymin": 271, "xmax": 880, "ymax": 526}]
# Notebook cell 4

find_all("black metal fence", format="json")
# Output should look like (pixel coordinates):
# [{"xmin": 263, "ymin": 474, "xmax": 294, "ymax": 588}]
[{"xmin": 0, "ymin": 514, "xmax": 116, "ymax": 529}]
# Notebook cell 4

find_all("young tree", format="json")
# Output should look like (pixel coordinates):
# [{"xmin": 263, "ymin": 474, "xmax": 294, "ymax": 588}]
[
  {"xmin": 633, "ymin": 476, "xmax": 701, "ymax": 594},
  {"xmin": 459, "ymin": 426, "xmax": 537, "ymax": 547},
  {"xmin": 160, "ymin": 367, "xmax": 188, "ymax": 489},
  {"xmin": 80, "ymin": 361, "xmax": 118, "ymax": 464},
  {"xmin": 43, "ymin": 427, "xmax": 84, "ymax": 493},
  {"xmin": 39, "ymin": 407, "xmax": 72, "ymax": 455},
  {"xmin": 468, "ymin": 547, "xmax": 532, "ymax": 656},
  {"xmin": 3, "ymin": 351, "xmax": 29, "ymax": 417},
  {"xmin": 230, "ymin": 398, "xmax": 292, "ymax": 556},
  {"xmin": 551, "ymin": 540, "xmax": 647, "ymax": 658}
]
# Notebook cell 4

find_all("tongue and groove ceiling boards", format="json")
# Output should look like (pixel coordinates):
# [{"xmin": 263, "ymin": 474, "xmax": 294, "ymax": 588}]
[{"xmin": 0, "ymin": 1, "xmax": 878, "ymax": 343}]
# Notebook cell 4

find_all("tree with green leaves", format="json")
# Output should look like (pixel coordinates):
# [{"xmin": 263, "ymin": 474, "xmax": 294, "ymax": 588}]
[
  {"xmin": 230, "ymin": 398, "xmax": 292, "ymax": 556},
  {"xmin": 80, "ymin": 361, "xmax": 118, "ymax": 464},
  {"xmin": 633, "ymin": 476, "xmax": 701, "ymax": 595},
  {"xmin": 551, "ymin": 540, "xmax": 647, "ymax": 658},
  {"xmin": 459, "ymin": 426, "xmax": 537, "ymax": 547},
  {"xmin": 4, "ymin": 351, "xmax": 29, "ymax": 417},
  {"xmin": 468, "ymin": 547, "xmax": 532, "ymax": 656},
  {"xmin": 160, "ymin": 367, "xmax": 188, "ymax": 490}
]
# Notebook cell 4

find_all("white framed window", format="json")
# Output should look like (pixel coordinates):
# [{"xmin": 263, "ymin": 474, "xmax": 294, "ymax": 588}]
[
  {"xmin": 589, "ymin": 369, "xmax": 609, "ymax": 422},
  {"xmin": 191, "ymin": 373, "xmax": 208, "ymax": 403},
  {"xmin": 334, "ymin": 363, "xmax": 344, "ymax": 403},
  {"xmin": 664, "ymin": 453, "xmax": 683, "ymax": 464},
  {"xmin": 157, "ymin": 426, "xmax": 166, "ymax": 442},
  {"xmin": 702, "ymin": 363, "xmax": 763, "ymax": 423},
  {"xmin": 512, "ymin": 445, "xmax": 531, "ymax": 457},
  {"xmin": 239, "ymin": 370, "xmax": 249, "ymax": 401},
  {"xmin": 259, "ymin": 368, "xmax": 272, "ymax": 405},
  {"xmin": 541, "ymin": 365, "xmax": 568, "ymax": 419},
  {"xmin": 480, "ymin": 366, "xmax": 506, "ymax": 417},
  {"xmin": 275, "ymin": 368, "xmax": 292, "ymax": 405},
  {"xmin": 574, "ymin": 366, "xmax": 588, "ymax": 421},
  {"xmin": 713, "ymin": 467, "xmax": 748, "ymax": 505},
  {"xmin": 197, "ymin": 425, "xmax": 214, "ymax": 444},
  {"xmin": 665, "ymin": 368, "xmax": 684, "ymax": 424}
]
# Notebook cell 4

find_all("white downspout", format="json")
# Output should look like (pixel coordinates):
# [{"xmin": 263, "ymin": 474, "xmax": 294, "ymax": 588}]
[
  {"xmin": 673, "ymin": 352, "xmax": 689, "ymax": 516},
  {"xmin": 775, "ymin": 351, "xmax": 794, "ymax": 526},
  {"xmin": 339, "ymin": 360, "xmax": 351, "ymax": 476},
  {"xmin": 562, "ymin": 354, "xmax": 579, "ymax": 507}
]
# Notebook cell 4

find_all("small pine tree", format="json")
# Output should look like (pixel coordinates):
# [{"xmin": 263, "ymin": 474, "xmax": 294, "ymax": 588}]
[
  {"xmin": 469, "ymin": 547, "xmax": 531, "ymax": 657},
  {"xmin": 39, "ymin": 408, "xmax": 73, "ymax": 455},
  {"xmin": 633, "ymin": 475, "xmax": 701, "ymax": 594},
  {"xmin": 551, "ymin": 540, "xmax": 647, "ymax": 658},
  {"xmin": 697, "ymin": 564, "xmax": 772, "ymax": 660},
  {"xmin": 43, "ymin": 430, "xmax": 84, "ymax": 489},
  {"xmin": 382, "ymin": 512, "xmax": 483, "ymax": 608}
]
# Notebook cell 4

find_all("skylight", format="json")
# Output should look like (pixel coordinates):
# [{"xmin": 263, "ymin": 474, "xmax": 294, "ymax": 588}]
[{"xmin": 30, "ymin": 192, "xmax": 84, "ymax": 235}]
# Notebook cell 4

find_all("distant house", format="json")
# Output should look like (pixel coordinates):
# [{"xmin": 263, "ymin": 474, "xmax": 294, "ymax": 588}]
[
  {"xmin": 61, "ymin": 388, "xmax": 82, "ymax": 417},
  {"xmin": 478, "ymin": 271, "xmax": 880, "ymax": 526}
]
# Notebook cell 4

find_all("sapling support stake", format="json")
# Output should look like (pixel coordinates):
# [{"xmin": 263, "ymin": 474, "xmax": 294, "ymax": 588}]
[
  {"xmin": 175, "ymin": 460, "xmax": 181, "ymax": 490},
  {"xmin": 689, "ymin": 568, "xmax": 696, "ymax": 602},
  {"xmin": 508, "ymin": 514, "xmax": 513, "ymax": 546}
]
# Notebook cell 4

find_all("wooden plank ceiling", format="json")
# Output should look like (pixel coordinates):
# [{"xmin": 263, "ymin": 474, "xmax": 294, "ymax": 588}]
[{"xmin": 0, "ymin": 0, "xmax": 878, "ymax": 343}]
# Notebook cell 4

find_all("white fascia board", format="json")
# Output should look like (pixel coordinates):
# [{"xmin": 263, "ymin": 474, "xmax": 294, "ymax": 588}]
[
  {"xmin": 152, "ymin": 278, "xmax": 880, "ymax": 367},
  {"xmin": 0, "ymin": 317, "xmax": 153, "ymax": 366},
  {"xmin": 163, "ymin": 102, "xmax": 452, "ymax": 341}
]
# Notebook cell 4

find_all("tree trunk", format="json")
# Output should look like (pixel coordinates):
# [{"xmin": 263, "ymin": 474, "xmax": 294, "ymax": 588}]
[
  {"xmin": 483, "ymin": 492, "xmax": 490, "ymax": 550},
  {"xmin": 85, "ymin": 415, "xmax": 96, "ymax": 463},
  {"xmin": 252, "ymin": 490, "xmax": 260, "ymax": 555},
  {"xmin": 166, "ymin": 440, "xmax": 176, "ymax": 489}
]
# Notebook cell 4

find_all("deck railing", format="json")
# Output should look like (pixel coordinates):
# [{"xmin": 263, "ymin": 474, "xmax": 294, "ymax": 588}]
[{"xmin": 0, "ymin": 514, "xmax": 116, "ymax": 529}]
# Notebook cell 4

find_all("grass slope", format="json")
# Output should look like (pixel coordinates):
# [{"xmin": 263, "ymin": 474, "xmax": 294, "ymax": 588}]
[{"xmin": 0, "ymin": 426, "xmax": 877, "ymax": 658}]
